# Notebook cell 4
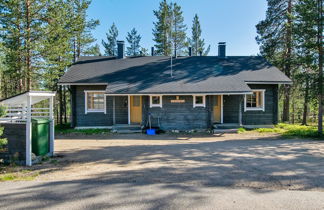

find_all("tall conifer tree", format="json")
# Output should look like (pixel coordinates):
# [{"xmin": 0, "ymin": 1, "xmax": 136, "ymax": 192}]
[
  {"xmin": 189, "ymin": 14, "xmax": 210, "ymax": 56},
  {"xmin": 295, "ymin": 0, "xmax": 323, "ymax": 133},
  {"xmin": 153, "ymin": 0, "xmax": 172, "ymax": 56},
  {"xmin": 102, "ymin": 23, "xmax": 119, "ymax": 56},
  {"xmin": 256, "ymin": 0, "xmax": 295, "ymax": 122},
  {"xmin": 126, "ymin": 28, "xmax": 142, "ymax": 56},
  {"xmin": 171, "ymin": 3, "xmax": 187, "ymax": 57}
]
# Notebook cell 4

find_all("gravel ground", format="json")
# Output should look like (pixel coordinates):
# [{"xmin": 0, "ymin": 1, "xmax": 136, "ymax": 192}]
[
  {"xmin": 0, "ymin": 133, "xmax": 324, "ymax": 209},
  {"xmin": 35, "ymin": 133, "xmax": 324, "ymax": 191}
]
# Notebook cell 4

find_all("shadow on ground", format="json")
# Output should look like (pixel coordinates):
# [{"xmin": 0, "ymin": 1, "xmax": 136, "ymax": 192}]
[{"xmin": 0, "ymin": 134, "xmax": 323, "ymax": 209}]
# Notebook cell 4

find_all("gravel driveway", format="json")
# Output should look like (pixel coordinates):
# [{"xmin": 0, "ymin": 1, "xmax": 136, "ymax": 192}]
[
  {"xmin": 1, "ymin": 133, "xmax": 324, "ymax": 210},
  {"xmin": 38, "ymin": 133, "xmax": 324, "ymax": 191}
]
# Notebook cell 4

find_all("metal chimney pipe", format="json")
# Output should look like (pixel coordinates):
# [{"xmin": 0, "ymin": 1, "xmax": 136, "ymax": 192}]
[
  {"xmin": 117, "ymin": 41, "xmax": 125, "ymax": 59},
  {"xmin": 188, "ymin": 47, "xmax": 192, "ymax": 56},
  {"xmin": 218, "ymin": 42, "xmax": 226, "ymax": 58}
]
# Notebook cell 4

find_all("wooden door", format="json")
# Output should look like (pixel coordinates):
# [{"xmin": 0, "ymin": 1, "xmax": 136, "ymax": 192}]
[
  {"xmin": 213, "ymin": 95, "xmax": 221, "ymax": 123},
  {"xmin": 130, "ymin": 96, "xmax": 142, "ymax": 124}
]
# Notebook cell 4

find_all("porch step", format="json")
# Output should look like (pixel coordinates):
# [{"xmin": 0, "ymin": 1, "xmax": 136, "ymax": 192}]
[
  {"xmin": 213, "ymin": 123, "xmax": 240, "ymax": 129},
  {"xmin": 213, "ymin": 128, "xmax": 238, "ymax": 134},
  {"xmin": 115, "ymin": 129, "xmax": 142, "ymax": 134},
  {"xmin": 113, "ymin": 124, "xmax": 141, "ymax": 130},
  {"xmin": 112, "ymin": 124, "xmax": 142, "ymax": 134}
]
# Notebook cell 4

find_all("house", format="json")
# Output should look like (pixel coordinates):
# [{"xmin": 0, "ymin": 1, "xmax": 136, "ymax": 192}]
[{"xmin": 58, "ymin": 41, "xmax": 292, "ymax": 131}]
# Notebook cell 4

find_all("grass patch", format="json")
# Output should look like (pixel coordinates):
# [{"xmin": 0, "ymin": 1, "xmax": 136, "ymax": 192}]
[
  {"xmin": 237, "ymin": 127, "xmax": 246, "ymax": 133},
  {"xmin": 55, "ymin": 123, "xmax": 110, "ymax": 135},
  {"xmin": 253, "ymin": 123, "xmax": 323, "ymax": 139},
  {"xmin": 0, "ymin": 169, "xmax": 39, "ymax": 182}
]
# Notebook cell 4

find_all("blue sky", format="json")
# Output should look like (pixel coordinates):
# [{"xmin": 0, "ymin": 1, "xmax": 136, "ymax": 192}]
[{"xmin": 87, "ymin": 0, "xmax": 267, "ymax": 56}]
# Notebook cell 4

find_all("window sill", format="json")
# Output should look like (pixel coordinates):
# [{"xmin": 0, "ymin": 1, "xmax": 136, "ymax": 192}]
[
  {"xmin": 193, "ymin": 105, "xmax": 205, "ymax": 108},
  {"xmin": 150, "ymin": 105, "xmax": 162, "ymax": 108},
  {"xmin": 86, "ymin": 110, "xmax": 106, "ymax": 114},
  {"xmin": 245, "ymin": 108, "xmax": 264, "ymax": 112}
]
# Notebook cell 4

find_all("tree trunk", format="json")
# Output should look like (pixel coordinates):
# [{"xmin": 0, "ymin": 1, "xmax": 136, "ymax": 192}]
[
  {"xmin": 25, "ymin": 0, "xmax": 32, "ymax": 91},
  {"xmin": 318, "ymin": 0, "xmax": 323, "ymax": 134},
  {"xmin": 302, "ymin": 76, "xmax": 309, "ymax": 125},
  {"xmin": 282, "ymin": 0, "xmax": 293, "ymax": 123},
  {"xmin": 59, "ymin": 86, "xmax": 63, "ymax": 125},
  {"xmin": 63, "ymin": 86, "xmax": 67, "ymax": 124},
  {"xmin": 73, "ymin": 39, "xmax": 77, "ymax": 62},
  {"xmin": 282, "ymin": 85, "xmax": 291, "ymax": 122},
  {"xmin": 292, "ymin": 89, "xmax": 295, "ymax": 124}
]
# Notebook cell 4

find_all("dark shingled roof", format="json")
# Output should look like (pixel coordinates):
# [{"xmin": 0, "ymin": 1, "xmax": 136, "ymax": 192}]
[{"xmin": 59, "ymin": 56, "xmax": 292, "ymax": 94}]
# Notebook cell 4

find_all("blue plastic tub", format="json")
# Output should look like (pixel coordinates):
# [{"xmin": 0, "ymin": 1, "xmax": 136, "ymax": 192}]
[{"xmin": 146, "ymin": 129, "xmax": 156, "ymax": 135}]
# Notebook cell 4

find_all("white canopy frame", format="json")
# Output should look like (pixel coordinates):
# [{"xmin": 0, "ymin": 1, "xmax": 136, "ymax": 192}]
[{"xmin": 0, "ymin": 91, "xmax": 56, "ymax": 166}]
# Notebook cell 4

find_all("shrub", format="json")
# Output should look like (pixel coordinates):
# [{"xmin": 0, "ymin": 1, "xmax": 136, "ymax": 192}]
[
  {"xmin": 0, "ymin": 106, "xmax": 6, "ymax": 117},
  {"xmin": 237, "ymin": 127, "xmax": 246, "ymax": 133},
  {"xmin": 0, "ymin": 127, "xmax": 7, "ymax": 150}
]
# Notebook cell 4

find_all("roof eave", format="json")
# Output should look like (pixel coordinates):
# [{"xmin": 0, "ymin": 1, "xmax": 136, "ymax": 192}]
[
  {"xmin": 104, "ymin": 91, "xmax": 253, "ymax": 95},
  {"xmin": 58, "ymin": 82, "xmax": 108, "ymax": 86},
  {"xmin": 245, "ymin": 81, "xmax": 293, "ymax": 85}
]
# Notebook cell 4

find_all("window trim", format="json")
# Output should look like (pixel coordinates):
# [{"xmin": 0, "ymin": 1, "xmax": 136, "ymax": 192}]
[
  {"xmin": 150, "ymin": 95, "xmax": 162, "ymax": 108},
  {"xmin": 84, "ymin": 90, "xmax": 106, "ymax": 114},
  {"xmin": 244, "ymin": 89, "xmax": 265, "ymax": 112},
  {"xmin": 193, "ymin": 95, "xmax": 206, "ymax": 108}
]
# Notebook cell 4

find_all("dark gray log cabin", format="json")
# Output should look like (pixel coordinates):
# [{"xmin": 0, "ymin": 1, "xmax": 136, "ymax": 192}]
[{"xmin": 60, "ymin": 42, "xmax": 291, "ymax": 130}]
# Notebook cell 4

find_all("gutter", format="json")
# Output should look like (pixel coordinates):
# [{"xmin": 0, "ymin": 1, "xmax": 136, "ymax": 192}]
[{"xmin": 245, "ymin": 81, "xmax": 293, "ymax": 85}]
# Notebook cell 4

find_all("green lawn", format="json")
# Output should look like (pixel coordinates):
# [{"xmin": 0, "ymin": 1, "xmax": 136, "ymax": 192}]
[
  {"xmin": 55, "ymin": 123, "xmax": 111, "ymax": 135},
  {"xmin": 0, "ymin": 166, "xmax": 39, "ymax": 182},
  {"xmin": 248, "ymin": 123, "xmax": 323, "ymax": 139}
]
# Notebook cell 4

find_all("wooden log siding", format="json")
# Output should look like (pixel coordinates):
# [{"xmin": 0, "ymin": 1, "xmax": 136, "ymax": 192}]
[
  {"xmin": 142, "ymin": 95, "xmax": 211, "ymax": 130},
  {"xmin": 242, "ymin": 84, "xmax": 278, "ymax": 125},
  {"xmin": 71, "ymin": 84, "xmax": 278, "ymax": 128},
  {"xmin": 74, "ymin": 85, "xmax": 113, "ymax": 127}
]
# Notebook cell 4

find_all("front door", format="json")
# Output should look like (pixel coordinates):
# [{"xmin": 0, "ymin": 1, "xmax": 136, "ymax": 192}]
[
  {"xmin": 213, "ymin": 95, "xmax": 222, "ymax": 123},
  {"xmin": 130, "ymin": 96, "xmax": 142, "ymax": 124}
]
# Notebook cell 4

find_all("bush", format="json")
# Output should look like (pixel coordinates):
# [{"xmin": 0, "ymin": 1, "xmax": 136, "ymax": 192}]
[
  {"xmin": 0, "ymin": 127, "xmax": 7, "ymax": 150},
  {"xmin": 0, "ymin": 106, "xmax": 6, "ymax": 117},
  {"xmin": 237, "ymin": 127, "xmax": 246, "ymax": 133}
]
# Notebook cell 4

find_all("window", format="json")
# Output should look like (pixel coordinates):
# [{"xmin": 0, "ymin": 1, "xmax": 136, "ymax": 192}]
[
  {"xmin": 244, "ymin": 90, "xmax": 265, "ymax": 111},
  {"xmin": 150, "ymin": 95, "xmax": 162, "ymax": 108},
  {"xmin": 85, "ymin": 91, "xmax": 106, "ymax": 114},
  {"xmin": 133, "ymin": 96, "xmax": 140, "ymax": 107},
  {"xmin": 193, "ymin": 95, "xmax": 206, "ymax": 108}
]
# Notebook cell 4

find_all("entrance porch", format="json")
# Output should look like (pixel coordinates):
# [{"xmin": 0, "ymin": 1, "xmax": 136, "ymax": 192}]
[{"xmin": 108, "ymin": 95, "xmax": 238, "ymax": 131}]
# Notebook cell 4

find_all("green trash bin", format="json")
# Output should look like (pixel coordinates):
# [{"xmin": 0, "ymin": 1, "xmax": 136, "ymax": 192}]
[{"xmin": 32, "ymin": 118, "xmax": 50, "ymax": 156}]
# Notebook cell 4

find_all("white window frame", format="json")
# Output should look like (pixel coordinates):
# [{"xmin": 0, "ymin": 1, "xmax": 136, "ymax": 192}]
[
  {"xmin": 193, "ymin": 95, "xmax": 206, "ymax": 108},
  {"xmin": 84, "ymin": 91, "xmax": 106, "ymax": 114},
  {"xmin": 244, "ymin": 89, "xmax": 265, "ymax": 112},
  {"xmin": 150, "ymin": 95, "xmax": 163, "ymax": 108}
]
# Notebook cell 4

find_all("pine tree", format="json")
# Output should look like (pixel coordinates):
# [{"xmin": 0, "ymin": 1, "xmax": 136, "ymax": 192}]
[
  {"xmin": 153, "ymin": 0, "xmax": 172, "ymax": 56},
  {"xmin": 171, "ymin": 3, "xmax": 187, "ymax": 57},
  {"xmin": 0, "ymin": 0, "xmax": 48, "ymax": 93},
  {"xmin": 68, "ymin": 0, "xmax": 99, "ymax": 61},
  {"xmin": 126, "ymin": 28, "xmax": 142, "ymax": 56},
  {"xmin": 140, "ymin": 47, "xmax": 149, "ymax": 56},
  {"xmin": 190, "ymin": 14, "xmax": 210, "ymax": 56},
  {"xmin": 102, "ymin": 23, "xmax": 119, "ymax": 56},
  {"xmin": 83, "ymin": 44, "xmax": 101, "ymax": 56},
  {"xmin": 256, "ymin": 0, "xmax": 295, "ymax": 122},
  {"xmin": 295, "ymin": 0, "xmax": 323, "ymax": 133}
]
